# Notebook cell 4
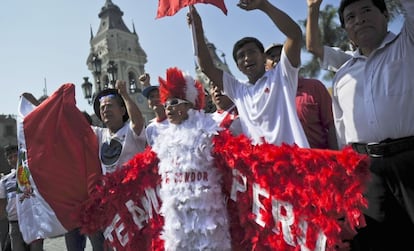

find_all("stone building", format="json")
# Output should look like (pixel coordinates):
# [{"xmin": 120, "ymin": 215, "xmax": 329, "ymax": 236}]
[
  {"xmin": 0, "ymin": 115, "xmax": 17, "ymax": 174},
  {"xmin": 85, "ymin": 0, "xmax": 153, "ymax": 124},
  {"xmin": 84, "ymin": 0, "xmax": 232, "ymax": 119}
]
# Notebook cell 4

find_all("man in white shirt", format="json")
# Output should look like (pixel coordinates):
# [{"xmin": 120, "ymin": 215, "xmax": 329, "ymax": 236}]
[
  {"xmin": 306, "ymin": 0, "xmax": 414, "ymax": 249},
  {"xmin": 209, "ymin": 84, "xmax": 242, "ymax": 135},
  {"xmin": 188, "ymin": 0, "xmax": 309, "ymax": 148},
  {"xmin": 0, "ymin": 145, "xmax": 44, "ymax": 251},
  {"xmin": 92, "ymin": 80, "xmax": 146, "ymax": 174}
]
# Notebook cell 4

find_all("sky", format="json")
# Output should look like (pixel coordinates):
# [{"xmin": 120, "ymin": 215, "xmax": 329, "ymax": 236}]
[{"xmin": 0, "ymin": 0, "xmax": 403, "ymax": 116}]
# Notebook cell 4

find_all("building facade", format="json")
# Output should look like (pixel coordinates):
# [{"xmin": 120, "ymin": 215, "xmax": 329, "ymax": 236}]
[
  {"xmin": 0, "ymin": 115, "xmax": 17, "ymax": 174},
  {"xmin": 86, "ymin": 0, "xmax": 154, "ymax": 124},
  {"xmin": 86, "ymin": 0, "xmax": 231, "ymax": 119}
]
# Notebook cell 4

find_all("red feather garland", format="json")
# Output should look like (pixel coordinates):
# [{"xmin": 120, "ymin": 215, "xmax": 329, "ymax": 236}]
[
  {"xmin": 212, "ymin": 130, "xmax": 369, "ymax": 250},
  {"xmin": 77, "ymin": 130, "xmax": 369, "ymax": 251},
  {"xmin": 77, "ymin": 148, "xmax": 164, "ymax": 251}
]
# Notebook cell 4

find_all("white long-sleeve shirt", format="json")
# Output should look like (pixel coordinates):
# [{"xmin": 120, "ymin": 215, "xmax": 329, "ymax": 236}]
[{"xmin": 331, "ymin": 0, "xmax": 414, "ymax": 146}]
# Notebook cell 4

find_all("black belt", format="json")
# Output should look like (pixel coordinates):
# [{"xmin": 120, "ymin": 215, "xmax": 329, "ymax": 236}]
[{"xmin": 351, "ymin": 136, "xmax": 414, "ymax": 158}]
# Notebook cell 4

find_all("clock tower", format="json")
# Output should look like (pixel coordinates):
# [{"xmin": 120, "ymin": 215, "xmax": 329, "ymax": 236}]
[{"xmin": 87, "ymin": 0, "xmax": 154, "ymax": 123}]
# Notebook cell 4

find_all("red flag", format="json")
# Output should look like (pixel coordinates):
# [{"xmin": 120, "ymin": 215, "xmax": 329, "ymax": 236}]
[
  {"xmin": 156, "ymin": 0, "xmax": 227, "ymax": 18},
  {"xmin": 22, "ymin": 84, "xmax": 102, "ymax": 230}
]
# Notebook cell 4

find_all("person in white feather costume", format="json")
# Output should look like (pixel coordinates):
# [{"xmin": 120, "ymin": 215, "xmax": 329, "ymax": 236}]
[{"xmin": 151, "ymin": 67, "xmax": 231, "ymax": 251}]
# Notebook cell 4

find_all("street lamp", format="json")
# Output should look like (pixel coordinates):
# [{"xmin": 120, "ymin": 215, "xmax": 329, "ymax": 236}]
[
  {"xmin": 92, "ymin": 55, "xmax": 102, "ymax": 92},
  {"xmin": 81, "ymin": 77, "xmax": 93, "ymax": 104},
  {"xmin": 107, "ymin": 61, "xmax": 117, "ymax": 88},
  {"xmin": 129, "ymin": 79, "xmax": 137, "ymax": 93}
]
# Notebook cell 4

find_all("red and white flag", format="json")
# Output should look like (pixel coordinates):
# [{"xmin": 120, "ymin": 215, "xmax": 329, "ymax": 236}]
[
  {"xmin": 156, "ymin": 0, "xmax": 227, "ymax": 18},
  {"xmin": 16, "ymin": 83, "xmax": 102, "ymax": 243}
]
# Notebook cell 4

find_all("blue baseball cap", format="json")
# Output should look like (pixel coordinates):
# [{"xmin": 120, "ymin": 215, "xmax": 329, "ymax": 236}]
[{"xmin": 142, "ymin": 85, "xmax": 159, "ymax": 99}]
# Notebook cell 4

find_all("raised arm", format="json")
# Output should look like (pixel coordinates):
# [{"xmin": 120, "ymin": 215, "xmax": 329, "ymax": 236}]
[
  {"xmin": 139, "ymin": 73, "xmax": 151, "ymax": 88},
  {"xmin": 187, "ymin": 6, "xmax": 224, "ymax": 90},
  {"xmin": 21, "ymin": 93, "xmax": 40, "ymax": 106},
  {"xmin": 306, "ymin": 0, "xmax": 324, "ymax": 60},
  {"xmin": 115, "ymin": 80, "xmax": 145, "ymax": 135},
  {"xmin": 239, "ymin": 0, "xmax": 302, "ymax": 67}
]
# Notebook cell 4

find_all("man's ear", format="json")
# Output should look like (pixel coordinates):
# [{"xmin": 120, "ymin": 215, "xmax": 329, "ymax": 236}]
[{"xmin": 383, "ymin": 10, "xmax": 390, "ymax": 22}]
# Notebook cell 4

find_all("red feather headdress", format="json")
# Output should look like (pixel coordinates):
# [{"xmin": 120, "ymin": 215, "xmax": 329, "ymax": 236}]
[{"xmin": 158, "ymin": 67, "xmax": 205, "ymax": 110}]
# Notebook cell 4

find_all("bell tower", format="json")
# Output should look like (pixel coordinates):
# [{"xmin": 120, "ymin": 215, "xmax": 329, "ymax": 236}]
[{"xmin": 86, "ymin": 0, "xmax": 154, "ymax": 123}]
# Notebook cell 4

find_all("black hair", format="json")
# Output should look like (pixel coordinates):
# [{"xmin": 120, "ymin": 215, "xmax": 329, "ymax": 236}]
[
  {"xmin": 4, "ymin": 145, "xmax": 18, "ymax": 157},
  {"xmin": 339, "ymin": 0, "xmax": 388, "ymax": 28},
  {"xmin": 232, "ymin": 37, "xmax": 264, "ymax": 63},
  {"xmin": 93, "ymin": 89, "xmax": 129, "ymax": 122}
]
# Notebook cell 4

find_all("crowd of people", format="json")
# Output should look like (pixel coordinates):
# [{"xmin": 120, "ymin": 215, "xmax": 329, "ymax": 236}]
[{"xmin": 0, "ymin": 0, "xmax": 412, "ymax": 250}]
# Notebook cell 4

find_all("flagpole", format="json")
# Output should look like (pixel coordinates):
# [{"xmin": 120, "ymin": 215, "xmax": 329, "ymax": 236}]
[{"xmin": 189, "ymin": 5, "xmax": 199, "ymax": 62}]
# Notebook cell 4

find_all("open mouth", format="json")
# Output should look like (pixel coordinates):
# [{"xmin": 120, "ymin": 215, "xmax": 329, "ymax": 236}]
[{"xmin": 245, "ymin": 63, "xmax": 256, "ymax": 70}]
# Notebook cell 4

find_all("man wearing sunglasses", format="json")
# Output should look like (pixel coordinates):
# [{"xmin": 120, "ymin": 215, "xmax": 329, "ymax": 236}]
[{"xmin": 150, "ymin": 67, "xmax": 231, "ymax": 250}]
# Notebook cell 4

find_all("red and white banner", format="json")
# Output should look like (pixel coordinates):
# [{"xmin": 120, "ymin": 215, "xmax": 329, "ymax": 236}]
[
  {"xmin": 78, "ymin": 130, "xmax": 370, "ymax": 251},
  {"xmin": 156, "ymin": 0, "xmax": 227, "ymax": 18},
  {"xmin": 16, "ymin": 84, "xmax": 102, "ymax": 243}
]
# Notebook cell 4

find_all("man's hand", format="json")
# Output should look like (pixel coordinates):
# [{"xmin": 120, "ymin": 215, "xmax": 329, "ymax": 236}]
[
  {"xmin": 115, "ymin": 80, "xmax": 128, "ymax": 97},
  {"xmin": 307, "ymin": 0, "xmax": 323, "ymax": 8},
  {"xmin": 187, "ymin": 5, "xmax": 201, "ymax": 27},
  {"xmin": 139, "ymin": 73, "xmax": 150, "ymax": 88},
  {"xmin": 237, "ymin": 0, "xmax": 265, "ymax": 10}
]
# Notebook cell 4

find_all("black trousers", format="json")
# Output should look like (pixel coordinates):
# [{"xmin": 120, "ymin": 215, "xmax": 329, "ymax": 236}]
[{"xmin": 351, "ymin": 149, "xmax": 414, "ymax": 250}]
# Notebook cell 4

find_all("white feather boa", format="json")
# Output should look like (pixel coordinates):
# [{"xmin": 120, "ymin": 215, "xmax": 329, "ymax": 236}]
[{"xmin": 152, "ymin": 110, "xmax": 231, "ymax": 251}]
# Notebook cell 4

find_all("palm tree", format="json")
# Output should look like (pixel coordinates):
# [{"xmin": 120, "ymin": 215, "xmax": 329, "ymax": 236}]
[
  {"xmin": 386, "ymin": 0, "xmax": 404, "ymax": 19},
  {"xmin": 299, "ymin": 4, "xmax": 348, "ymax": 80}
]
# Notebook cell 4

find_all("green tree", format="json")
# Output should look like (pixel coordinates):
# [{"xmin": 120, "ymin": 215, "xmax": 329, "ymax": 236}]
[
  {"xmin": 299, "ymin": 4, "xmax": 348, "ymax": 80},
  {"xmin": 386, "ymin": 0, "xmax": 404, "ymax": 19}
]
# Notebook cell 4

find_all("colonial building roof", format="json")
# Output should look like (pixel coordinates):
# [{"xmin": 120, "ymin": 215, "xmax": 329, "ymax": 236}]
[{"xmin": 96, "ymin": 0, "xmax": 131, "ymax": 35}]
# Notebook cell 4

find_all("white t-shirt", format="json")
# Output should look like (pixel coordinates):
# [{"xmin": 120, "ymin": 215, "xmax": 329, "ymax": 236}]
[
  {"xmin": 0, "ymin": 169, "xmax": 18, "ymax": 221},
  {"xmin": 222, "ymin": 50, "xmax": 309, "ymax": 147},
  {"xmin": 210, "ymin": 105, "xmax": 242, "ymax": 135},
  {"xmin": 145, "ymin": 118, "xmax": 169, "ymax": 146},
  {"xmin": 93, "ymin": 122, "xmax": 146, "ymax": 174}
]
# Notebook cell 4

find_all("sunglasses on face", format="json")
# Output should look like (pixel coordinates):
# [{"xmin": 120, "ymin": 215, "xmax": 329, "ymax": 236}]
[{"xmin": 164, "ymin": 98, "xmax": 189, "ymax": 108}]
